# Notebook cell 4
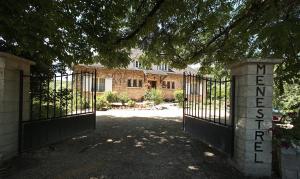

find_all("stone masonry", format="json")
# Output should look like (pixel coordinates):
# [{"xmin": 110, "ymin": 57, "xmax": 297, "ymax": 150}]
[
  {"xmin": 0, "ymin": 52, "xmax": 34, "ymax": 164},
  {"xmin": 231, "ymin": 59, "xmax": 281, "ymax": 177},
  {"xmin": 74, "ymin": 66, "xmax": 185, "ymax": 100}
]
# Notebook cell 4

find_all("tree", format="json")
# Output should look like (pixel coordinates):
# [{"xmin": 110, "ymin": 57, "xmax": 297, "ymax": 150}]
[{"xmin": 0, "ymin": 0, "xmax": 299, "ymax": 85}]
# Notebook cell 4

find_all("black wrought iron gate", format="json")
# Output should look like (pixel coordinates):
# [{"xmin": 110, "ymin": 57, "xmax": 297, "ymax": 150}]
[
  {"xmin": 19, "ymin": 71, "xmax": 97, "ymax": 152},
  {"xmin": 183, "ymin": 73, "xmax": 235, "ymax": 156}
]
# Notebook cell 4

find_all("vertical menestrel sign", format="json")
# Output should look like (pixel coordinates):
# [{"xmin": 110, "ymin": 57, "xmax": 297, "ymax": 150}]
[{"xmin": 254, "ymin": 64, "xmax": 266, "ymax": 163}]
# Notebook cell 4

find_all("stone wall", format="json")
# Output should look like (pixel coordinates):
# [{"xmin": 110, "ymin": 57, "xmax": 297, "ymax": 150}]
[
  {"xmin": 0, "ymin": 52, "xmax": 34, "ymax": 164},
  {"xmin": 74, "ymin": 66, "xmax": 184, "ymax": 100}
]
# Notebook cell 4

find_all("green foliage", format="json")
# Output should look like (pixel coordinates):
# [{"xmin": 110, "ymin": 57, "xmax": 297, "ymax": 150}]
[
  {"xmin": 144, "ymin": 89, "xmax": 163, "ymax": 105},
  {"xmin": 1, "ymin": 0, "xmax": 299, "ymax": 85},
  {"xmin": 103, "ymin": 91, "xmax": 119, "ymax": 103},
  {"xmin": 127, "ymin": 100, "xmax": 136, "ymax": 107},
  {"xmin": 174, "ymin": 89, "xmax": 184, "ymax": 107},
  {"xmin": 273, "ymin": 83, "xmax": 300, "ymax": 113},
  {"xmin": 96, "ymin": 96, "xmax": 111, "ymax": 110},
  {"xmin": 119, "ymin": 93, "xmax": 130, "ymax": 105}
]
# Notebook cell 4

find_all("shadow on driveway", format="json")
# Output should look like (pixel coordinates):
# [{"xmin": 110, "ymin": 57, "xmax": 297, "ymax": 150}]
[{"xmin": 5, "ymin": 116, "xmax": 243, "ymax": 179}]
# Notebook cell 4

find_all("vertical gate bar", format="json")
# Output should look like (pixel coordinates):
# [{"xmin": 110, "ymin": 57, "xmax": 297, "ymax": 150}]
[
  {"xmin": 189, "ymin": 74, "xmax": 192, "ymax": 116},
  {"xmin": 194, "ymin": 75, "xmax": 197, "ymax": 117},
  {"xmin": 53, "ymin": 74, "xmax": 56, "ymax": 118},
  {"xmin": 224, "ymin": 79, "xmax": 227, "ymax": 125},
  {"xmin": 85, "ymin": 72, "xmax": 87, "ymax": 114},
  {"xmin": 66, "ymin": 74, "xmax": 68, "ymax": 116},
  {"xmin": 209, "ymin": 79, "xmax": 212, "ymax": 121},
  {"xmin": 91, "ymin": 73, "xmax": 93, "ymax": 112},
  {"xmin": 191, "ymin": 74, "xmax": 193, "ymax": 116},
  {"xmin": 230, "ymin": 76, "xmax": 236, "ymax": 126},
  {"xmin": 214, "ymin": 79, "xmax": 217, "ymax": 123},
  {"xmin": 205, "ymin": 78, "xmax": 207, "ymax": 120},
  {"xmin": 94, "ymin": 70, "xmax": 97, "ymax": 113},
  {"xmin": 230, "ymin": 76, "xmax": 236, "ymax": 157},
  {"xmin": 219, "ymin": 79, "xmax": 221, "ymax": 124},
  {"xmin": 201, "ymin": 77, "xmax": 204, "ymax": 118},
  {"xmin": 192, "ymin": 74, "xmax": 194, "ymax": 116},
  {"xmin": 30, "ymin": 76, "xmax": 33, "ymax": 120},
  {"xmin": 193, "ymin": 74, "xmax": 195, "ymax": 116},
  {"xmin": 76, "ymin": 73, "xmax": 78, "ymax": 114},
  {"xmin": 182, "ymin": 72, "xmax": 185, "ymax": 130},
  {"xmin": 88, "ymin": 73, "xmax": 90, "ymax": 112},
  {"xmin": 39, "ymin": 77, "xmax": 42, "ymax": 120},
  {"xmin": 94, "ymin": 70, "xmax": 97, "ymax": 129},
  {"xmin": 60, "ymin": 74, "xmax": 63, "ymax": 117},
  {"xmin": 197, "ymin": 76, "xmax": 200, "ymax": 118},
  {"xmin": 71, "ymin": 73, "xmax": 74, "ymax": 115},
  {"xmin": 18, "ymin": 70, "xmax": 24, "ymax": 153},
  {"xmin": 80, "ymin": 72, "xmax": 83, "ymax": 114},
  {"xmin": 46, "ymin": 78, "xmax": 50, "ymax": 119}
]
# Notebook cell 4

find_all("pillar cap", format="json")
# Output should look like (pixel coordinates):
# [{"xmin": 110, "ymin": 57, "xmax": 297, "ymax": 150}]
[
  {"xmin": 231, "ymin": 58, "xmax": 282, "ymax": 69},
  {"xmin": 0, "ymin": 52, "xmax": 36, "ymax": 65}
]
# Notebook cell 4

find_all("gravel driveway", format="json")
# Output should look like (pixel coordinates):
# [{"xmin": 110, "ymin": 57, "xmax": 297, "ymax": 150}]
[{"xmin": 4, "ymin": 107, "xmax": 243, "ymax": 179}]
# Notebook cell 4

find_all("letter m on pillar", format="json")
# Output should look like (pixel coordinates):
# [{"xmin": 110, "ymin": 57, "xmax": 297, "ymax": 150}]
[{"xmin": 257, "ymin": 64, "xmax": 266, "ymax": 75}]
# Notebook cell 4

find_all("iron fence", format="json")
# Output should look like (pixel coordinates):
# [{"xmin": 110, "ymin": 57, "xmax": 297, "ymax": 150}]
[
  {"xmin": 183, "ymin": 73, "xmax": 235, "ymax": 127},
  {"xmin": 25, "ymin": 71, "xmax": 97, "ymax": 121}
]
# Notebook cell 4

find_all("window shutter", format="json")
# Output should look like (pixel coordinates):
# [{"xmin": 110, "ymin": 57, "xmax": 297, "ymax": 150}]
[{"xmin": 105, "ymin": 78, "xmax": 112, "ymax": 91}]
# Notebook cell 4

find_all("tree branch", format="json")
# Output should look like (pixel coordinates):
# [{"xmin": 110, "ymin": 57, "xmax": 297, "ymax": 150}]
[
  {"xmin": 115, "ymin": 0, "xmax": 165, "ymax": 44},
  {"xmin": 190, "ymin": 0, "xmax": 269, "ymax": 59}
]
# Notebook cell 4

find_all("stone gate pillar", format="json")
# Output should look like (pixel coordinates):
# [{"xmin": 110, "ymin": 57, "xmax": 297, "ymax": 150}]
[
  {"xmin": 231, "ymin": 59, "xmax": 281, "ymax": 177},
  {"xmin": 0, "ymin": 52, "xmax": 34, "ymax": 164}
]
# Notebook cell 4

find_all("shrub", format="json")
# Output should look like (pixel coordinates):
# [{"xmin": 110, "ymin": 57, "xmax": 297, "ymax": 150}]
[
  {"xmin": 174, "ymin": 89, "xmax": 184, "ymax": 107},
  {"xmin": 127, "ymin": 100, "xmax": 136, "ymax": 107},
  {"xmin": 96, "ymin": 96, "xmax": 111, "ymax": 110},
  {"xmin": 119, "ymin": 93, "xmax": 130, "ymax": 105},
  {"xmin": 144, "ymin": 89, "xmax": 163, "ymax": 105},
  {"xmin": 103, "ymin": 91, "xmax": 119, "ymax": 103}
]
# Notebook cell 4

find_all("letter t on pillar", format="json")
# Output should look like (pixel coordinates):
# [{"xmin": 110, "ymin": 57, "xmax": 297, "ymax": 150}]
[{"xmin": 231, "ymin": 58, "xmax": 281, "ymax": 177}]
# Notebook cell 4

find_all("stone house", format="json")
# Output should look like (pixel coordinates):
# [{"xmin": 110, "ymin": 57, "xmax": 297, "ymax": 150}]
[{"xmin": 73, "ymin": 50, "xmax": 198, "ymax": 101}]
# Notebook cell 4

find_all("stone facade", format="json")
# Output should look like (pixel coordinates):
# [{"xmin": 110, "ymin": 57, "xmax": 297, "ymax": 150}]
[
  {"xmin": 0, "ymin": 52, "xmax": 34, "ymax": 164},
  {"xmin": 74, "ymin": 65, "xmax": 184, "ymax": 101},
  {"xmin": 231, "ymin": 59, "xmax": 281, "ymax": 177}
]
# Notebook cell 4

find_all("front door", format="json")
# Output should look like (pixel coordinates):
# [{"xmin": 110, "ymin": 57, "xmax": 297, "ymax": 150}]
[{"xmin": 148, "ymin": 81, "xmax": 157, "ymax": 89}]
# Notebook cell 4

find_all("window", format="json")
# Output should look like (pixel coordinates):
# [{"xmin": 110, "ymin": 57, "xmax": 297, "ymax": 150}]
[
  {"xmin": 162, "ymin": 81, "xmax": 166, "ymax": 88},
  {"xmin": 163, "ymin": 81, "xmax": 175, "ymax": 89},
  {"xmin": 171, "ymin": 82, "xmax": 175, "ymax": 89},
  {"xmin": 128, "ymin": 79, "xmax": 143, "ymax": 88},
  {"xmin": 135, "ymin": 60, "xmax": 142, "ymax": 68},
  {"xmin": 158, "ymin": 64, "xmax": 169, "ymax": 71},
  {"xmin": 98, "ymin": 78, "xmax": 105, "ymax": 92},
  {"xmin": 138, "ymin": 80, "xmax": 143, "ymax": 87},
  {"xmin": 127, "ymin": 79, "xmax": 132, "ymax": 87},
  {"xmin": 133, "ymin": 79, "xmax": 137, "ymax": 87},
  {"xmin": 167, "ymin": 81, "xmax": 170, "ymax": 89},
  {"xmin": 93, "ymin": 78, "xmax": 105, "ymax": 92}
]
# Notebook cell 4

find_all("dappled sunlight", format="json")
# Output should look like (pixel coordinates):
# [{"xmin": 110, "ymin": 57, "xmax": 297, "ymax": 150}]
[
  {"xmin": 90, "ymin": 142, "xmax": 103, "ymax": 149},
  {"xmin": 134, "ymin": 140, "xmax": 145, "ymax": 148},
  {"xmin": 8, "ymin": 111, "xmax": 243, "ymax": 179},
  {"xmin": 158, "ymin": 137, "xmax": 168, "ymax": 144},
  {"xmin": 142, "ymin": 137, "xmax": 149, "ymax": 141},
  {"xmin": 96, "ymin": 107, "xmax": 182, "ymax": 122},
  {"xmin": 204, "ymin": 151, "xmax": 215, "ymax": 157},
  {"xmin": 72, "ymin": 135, "xmax": 87, "ymax": 140},
  {"xmin": 106, "ymin": 139, "xmax": 113, "ymax": 143},
  {"xmin": 188, "ymin": 165, "xmax": 200, "ymax": 171},
  {"xmin": 113, "ymin": 140, "xmax": 122, "ymax": 144}
]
